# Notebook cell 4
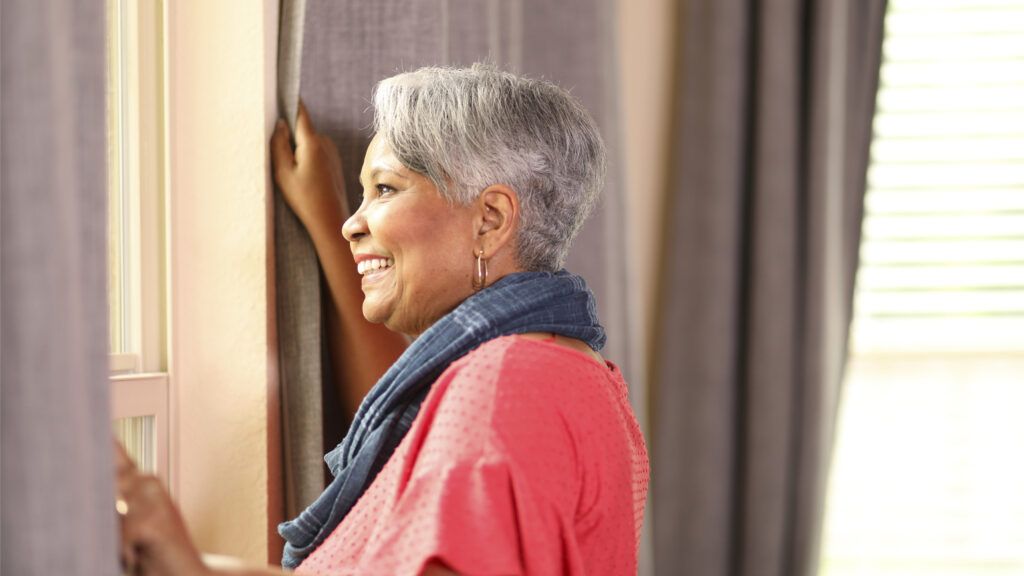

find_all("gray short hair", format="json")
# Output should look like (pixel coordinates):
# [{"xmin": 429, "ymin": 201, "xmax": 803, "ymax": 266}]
[{"xmin": 371, "ymin": 63, "xmax": 606, "ymax": 272}]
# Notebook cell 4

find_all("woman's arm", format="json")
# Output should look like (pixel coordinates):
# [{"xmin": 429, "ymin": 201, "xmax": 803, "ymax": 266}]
[
  {"xmin": 270, "ymin": 106, "xmax": 407, "ymax": 420},
  {"xmin": 117, "ymin": 439, "xmax": 460, "ymax": 576}
]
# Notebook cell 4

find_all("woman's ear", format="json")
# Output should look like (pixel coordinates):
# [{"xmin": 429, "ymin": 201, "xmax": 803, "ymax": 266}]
[{"xmin": 475, "ymin": 184, "xmax": 519, "ymax": 257}]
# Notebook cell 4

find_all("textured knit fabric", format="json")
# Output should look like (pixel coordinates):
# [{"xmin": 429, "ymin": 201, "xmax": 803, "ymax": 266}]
[
  {"xmin": 296, "ymin": 335, "xmax": 649, "ymax": 575},
  {"xmin": 279, "ymin": 271, "xmax": 606, "ymax": 568}
]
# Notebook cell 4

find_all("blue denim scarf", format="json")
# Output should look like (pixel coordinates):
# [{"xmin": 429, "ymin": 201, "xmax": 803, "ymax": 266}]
[{"xmin": 278, "ymin": 270, "xmax": 606, "ymax": 568}]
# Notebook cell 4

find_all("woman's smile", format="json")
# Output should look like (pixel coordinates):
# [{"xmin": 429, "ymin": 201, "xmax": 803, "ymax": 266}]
[
  {"xmin": 353, "ymin": 252, "xmax": 399, "ymax": 301},
  {"xmin": 355, "ymin": 255, "xmax": 395, "ymax": 282}
]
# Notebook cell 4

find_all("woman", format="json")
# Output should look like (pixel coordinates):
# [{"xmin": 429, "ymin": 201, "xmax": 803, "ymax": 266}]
[{"xmin": 115, "ymin": 64, "xmax": 648, "ymax": 575}]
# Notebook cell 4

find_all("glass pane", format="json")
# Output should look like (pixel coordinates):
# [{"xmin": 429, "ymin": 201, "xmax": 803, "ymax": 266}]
[{"xmin": 106, "ymin": 0, "xmax": 127, "ymax": 355}]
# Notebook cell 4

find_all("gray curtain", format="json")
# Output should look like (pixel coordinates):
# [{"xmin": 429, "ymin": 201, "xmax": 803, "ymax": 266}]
[
  {"xmin": 276, "ymin": 0, "xmax": 330, "ymax": 528},
  {"xmin": 278, "ymin": 0, "xmax": 633, "ymax": 523},
  {"xmin": 651, "ymin": 1, "xmax": 886, "ymax": 575},
  {"xmin": 0, "ymin": 1, "xmax": 119, "ymax": 574}
]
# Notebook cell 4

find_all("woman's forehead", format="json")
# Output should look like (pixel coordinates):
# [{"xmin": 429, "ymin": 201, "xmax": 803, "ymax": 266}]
[
  {"xmin": 361, "ymin": 136, "xmax": 395, "ymax": 171},
  {"xmin": 359, "ymin": 136, "xmax": 410, "ymax": 185}
]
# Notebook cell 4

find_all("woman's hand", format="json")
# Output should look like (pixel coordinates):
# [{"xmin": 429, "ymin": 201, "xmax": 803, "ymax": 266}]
[
  {"xmin": 271, "ymin": 103, "xmax": 350, "ymax": 236},
  {"xmin": 115, "ymin": 442, "xmax": 211, "ymax": 576},
  {"xmin": 270, "ymin": 102, "xmax": 409, "ymax": 421}
]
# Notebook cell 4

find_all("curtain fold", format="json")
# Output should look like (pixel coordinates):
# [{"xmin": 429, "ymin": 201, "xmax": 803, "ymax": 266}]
[
  {"xmin": 0, "ymin": 1, "xmax": 119, "ymax": 574},
  {"xmin": 651, "ymin": 1, "xmax": 886, "ymax": 574},
  {"xmin": 275, "ymin": 0, "xmax": 332, "ymax": 526},
  {"xmin": 278, "ymin": 0, "xmax": 633, "ymax": 526}
]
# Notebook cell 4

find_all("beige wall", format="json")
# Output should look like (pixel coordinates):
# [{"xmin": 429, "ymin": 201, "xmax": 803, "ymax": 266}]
[
  {"xmin": 165, "ymin": 0, "xmax": 280, "ymax": 563},
  {"xmin": 616, "ymin": 0, "xmax": 675, "ymax": 396},
  {"xmin": 615, "ymin": 6, "xmax": 676, "ymax": 573}
]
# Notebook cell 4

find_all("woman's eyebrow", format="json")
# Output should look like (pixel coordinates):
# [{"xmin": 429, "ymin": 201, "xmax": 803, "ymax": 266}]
[{"xmin": 359, "ymin": 166, "xmax": 408, "ymax": 188}]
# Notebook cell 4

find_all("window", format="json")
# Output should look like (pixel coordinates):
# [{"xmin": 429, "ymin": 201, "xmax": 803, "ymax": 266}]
[
  {"xmin": 106, "ymin": 0, "xmax": 169, "ymax": 482},
  {"xmin": 820, "ymin": 1, "xmax": 1024, "ymax": 574}
]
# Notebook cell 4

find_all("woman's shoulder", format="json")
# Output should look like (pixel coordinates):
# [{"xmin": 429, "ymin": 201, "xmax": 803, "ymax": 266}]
[
  {"xmin": 437, "ymin": 334, "xmax": 630, "ymax": 436},
  {"xmin": 409, "ymin": 335, "xmax": 597, "ymax": 472},
  {"xmin": 416, "ymin": 333, "xmax": 646, "ymax": 513},
  {"xmin": 459, "ymin": 334, "xmax": 618, "ymax": 380}
]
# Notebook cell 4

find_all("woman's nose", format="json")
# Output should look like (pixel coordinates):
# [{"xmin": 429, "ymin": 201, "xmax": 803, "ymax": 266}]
[{"xmin": 341, "ymin": 206, "xmax": 367, "ymax": 242}]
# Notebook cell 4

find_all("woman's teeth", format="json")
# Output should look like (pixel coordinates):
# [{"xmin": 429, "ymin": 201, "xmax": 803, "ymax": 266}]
[{"xmin": 357, "ymin": 258, "xmax": 394, "ymax": 276}]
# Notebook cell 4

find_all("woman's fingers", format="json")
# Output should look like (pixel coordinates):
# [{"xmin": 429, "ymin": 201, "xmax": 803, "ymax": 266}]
[
  {"xmin": 119, "ymin": 475, "xmax": 207, "ymax": 575},
  {"xmin": 113, "ymin": 442, "xmax": 140, "ymax": 573},
  {"xmin": 114, "ymin": 440, "xmax": 208, "ymax": 576},
  {"xmin": 296, "ymin": 100, "xmax": 313, "ymax": 139},
  {"xmin": 114, "ymin": 441, "xmax": 134, "ymax": 475},
  {"xmin": 269, "ymin": 101, "xmax": 349, "ymax": 231},
  {"xmin": 294, "ymin": 101, "xmax": 318, "ymax": 164},
  {"xmin": 114, "ymin": 441, "xmax": 137, "ymax": 512},
  {"xmin": 271, "ymin": 120, "xmax": 297, "ymax": 188}
]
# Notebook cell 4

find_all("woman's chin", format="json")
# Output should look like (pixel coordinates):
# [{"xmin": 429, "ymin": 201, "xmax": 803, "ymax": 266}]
[
  {"xmin": 360, "ymin": 279, "xmax": 397, "ymax": 322},
  {"xmin": 361, "ymin": 302, "xmax": 389, "ymax": 325}
]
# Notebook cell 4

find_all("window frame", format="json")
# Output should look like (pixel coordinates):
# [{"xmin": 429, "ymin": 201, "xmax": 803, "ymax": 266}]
[
  {"xmin": 111, "ymin": 373, "xmax": 170, "ymax": 483},
  {"xmin": 107, "ymin": 0, "xmax": 282, "ymax": 561},
  {"xmin": 108, "ymin": 0, "xmax": 170, "ymax": 483}
]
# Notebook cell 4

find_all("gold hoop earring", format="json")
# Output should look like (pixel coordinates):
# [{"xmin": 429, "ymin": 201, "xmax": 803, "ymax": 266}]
[{"xmin": 472, "ymin": 248, "xmax": 489, "ymax": 291}]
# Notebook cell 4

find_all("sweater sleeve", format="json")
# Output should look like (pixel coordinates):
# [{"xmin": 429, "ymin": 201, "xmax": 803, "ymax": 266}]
[{"xmin": 354, "ymin": 456, "xmax": 527, "ymax": 575}]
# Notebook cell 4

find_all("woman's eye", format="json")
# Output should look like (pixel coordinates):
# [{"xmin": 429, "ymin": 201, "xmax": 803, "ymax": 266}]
[{"xmin": 376, "ymin": 184, "xmax": 396, "ymax": 196}]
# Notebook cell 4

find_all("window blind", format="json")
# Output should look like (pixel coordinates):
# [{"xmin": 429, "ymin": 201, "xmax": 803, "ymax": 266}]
[
  {"xmin": 850, "ymin": 0, "xmax": 1024, "ymax": 355},
  {"xmin": 822, "ymin": 2, "xmax": 1024, "ymax": 575}
]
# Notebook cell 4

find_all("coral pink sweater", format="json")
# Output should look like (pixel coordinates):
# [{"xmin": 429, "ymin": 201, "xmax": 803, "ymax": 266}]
[{"xmin": 296, "ymin": 335, "xmax": 649, "ymax": 575}]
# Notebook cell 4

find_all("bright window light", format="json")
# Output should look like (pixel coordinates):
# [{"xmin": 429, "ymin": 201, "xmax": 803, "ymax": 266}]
[{"xmin": 820, "ymin": 0, "xmax": 1024, "ymax": 574}]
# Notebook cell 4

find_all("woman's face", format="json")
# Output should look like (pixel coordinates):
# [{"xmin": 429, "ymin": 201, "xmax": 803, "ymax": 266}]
[{"xmin": 343, "ymin": 134, "xmax": 478, "ymax": 335}]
